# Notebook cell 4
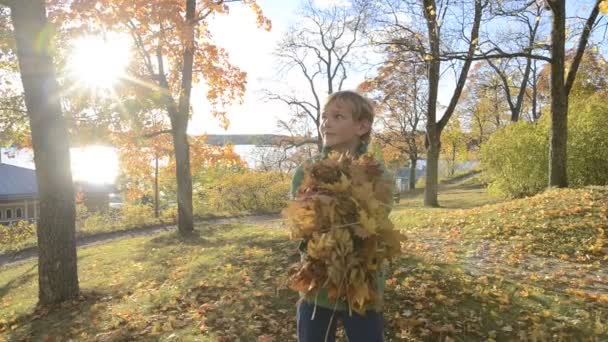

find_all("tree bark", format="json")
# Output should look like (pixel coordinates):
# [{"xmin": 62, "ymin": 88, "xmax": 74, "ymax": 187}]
[
  {"xmin": 171, "ymin": 0, "xmax": 196, "ymax": 235},
  {"xmin": 171, "ymin": 116, "xmax": 193, "ymax": 234},
  {"xmin": 408, "ymin": 158, "xmax": 417, "ymax": 191},
  {"xmin": 155, "ymin": 0, "xmax": 196, "ymax": 235},
  {"xmin": 548, "ymin": 0, "xmax": 568, "ymax": 187},
  {"xmin": 8, "ymin": 0, "xmax": 79, "ymax": 304},
  {"xmin": 423, "ymin": 0, "xmax": 482, "ymax": 207},
  {"xmin": 531, "ymin": 60, "xmax": 540, "ymax": 121},
  {"xmin": 423, "ymin": 0, "xmax": 441, "ymax": 208},
  {"xmin": 154, "ymin": 152, "xmax": 160, "ymax": 218}
]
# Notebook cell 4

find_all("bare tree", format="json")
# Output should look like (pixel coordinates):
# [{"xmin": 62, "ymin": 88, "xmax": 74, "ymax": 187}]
[
  {"xmin": 267, "ymin": 0, "xmax": 368, "ymax": 150},
  {"xmin": 458, "ymin": 63, "xmax": 510, "ymax": 149},
  {"xmin": 370, "ymin": 0, "xmax": 486, "ymax": 207},
  {"xmin": 483, "ymin": 1, "xmax": 546, "ymax": 122},
  {"xmin": 361, "ymin": 53, "xmax": 427, "ymax": 191}
]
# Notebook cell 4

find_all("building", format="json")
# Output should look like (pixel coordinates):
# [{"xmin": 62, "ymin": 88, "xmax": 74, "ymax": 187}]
[
  {"xmin": 0, "ymin": 163, "xmax": 39, "ymax": 224},
  {"xmin": 0, "ymin": 162, "xmax": 117, "ymax": 224}
]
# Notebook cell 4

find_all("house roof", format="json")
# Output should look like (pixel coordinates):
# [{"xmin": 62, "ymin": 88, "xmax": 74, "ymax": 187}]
[
  {"xmin": 0, "ymin": 164, "xmax": 118, "ymax": 202},
  {"xmin": 0, "ymin": 163, "xmax": 38, "ymax": 201}
]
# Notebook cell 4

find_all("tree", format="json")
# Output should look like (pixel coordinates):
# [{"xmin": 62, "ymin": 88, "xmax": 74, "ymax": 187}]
[
  {"xmin": 483, "ymin": 1, "xmax": 546, "ymax": 122},
  {"xmin": 441, "ymin": 115, "xmax": 467, "ymax": 178},
  {"xmin": 112, "ymin": 108, "xmax": 173, "ymax": 217},
  {"xmin": 371, "ymin": 0, "xmax": 486, "ymax": 207},
  {"xmin": 459, "ymin": 63, "xmax": 511, "ymax": 149},
  {"xmin": 359, "ymin": 54, "xmax": 427, "ymax": 191},
  {"xmin": 60, "ymin": 0, "xmax": 270, "ymax": 235},
  {"xmin": 113, "ymin": 111, "xmax": 243, "ymax": 218},
  {"xmin": 268, "ymin": 0, "xmax": 368, "ymax": 150},
  {"xmin": 0, "ymin": 0, "xmax": 79, "ymax": 304},
  {"xmin": 545, "ymin": 0, "xmax": 605, "ymax": 188}
]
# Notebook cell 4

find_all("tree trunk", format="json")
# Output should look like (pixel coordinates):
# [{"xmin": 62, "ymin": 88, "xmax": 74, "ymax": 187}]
[
  {"xmin": 423, "ymin": 0, "xmax": 441, "ymax": 208},
  {"xmin": 408, "ymin": 158, "xmax": 417, "ymax": 191},
  {"xmin": 423, "ymin": 0, "xmax": 481, "ymax": 207},
  {"xmin": 9, "ymin": 0, "xmax": 79, "ymax": 304},
  {"xmin": 548, "ymin": 0, "xmax": 568, "ymax": 187},
  {"xmin": 424, "ymin": 138, "xmax": 440, "ymax": 207},
  {"xmin": 165, "ymin": 0, "xmax": 196, "ymax": 235},
  {"xmin": 450, "ymin": 142, "xmax": 457, "ymax": 177},
  {"xmin": 172, "ymin": 122, "xmax": 193, "ymax": 234},
  {"xmin": 154, "ymin": 152, "xmax": 159, "ymax": 218},
  {"xmin": 531, "ymin": 60, "xmax": 539, "ymax": 121}
]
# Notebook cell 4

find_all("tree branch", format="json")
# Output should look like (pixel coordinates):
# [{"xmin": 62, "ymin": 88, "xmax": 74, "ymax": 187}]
[
  {"xmin": 565, "ymin": 0, "xmax": 602, "ymax": 95},
  {"xmin": 142, "ymin": 129, "xmax": 173, "ymax": 139}
]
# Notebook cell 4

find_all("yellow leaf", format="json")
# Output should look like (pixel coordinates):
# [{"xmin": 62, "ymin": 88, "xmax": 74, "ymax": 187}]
[{"xmin": 600, "ymin": 1, "xmax": 608, "ymax": 15}]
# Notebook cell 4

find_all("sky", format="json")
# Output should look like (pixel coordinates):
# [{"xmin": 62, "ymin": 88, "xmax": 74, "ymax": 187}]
[
  {"xmin": 188, "ymin": 0, "xmax": 301, "ymax": 136},
  {"xmin": 188, "ymin": 0, "xmax": 606, "ymax": 137},
  {"xmin": 187, "ymin": 0, "xmax": 457, "ymax": 136},
  {"xmin": 3, "ymin": 0, "xmax": 604, "ymax": 179}
]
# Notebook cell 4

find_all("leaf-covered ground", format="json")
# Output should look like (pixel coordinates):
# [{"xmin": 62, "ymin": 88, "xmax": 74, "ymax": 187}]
[{"xmin": 1, "ymin": 183, "xmax": 606, "ymax": 341}]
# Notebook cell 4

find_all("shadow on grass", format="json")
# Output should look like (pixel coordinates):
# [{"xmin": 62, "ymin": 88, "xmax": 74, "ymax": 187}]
[
  {"xmin": 3, "ymin": 290, "xmax": 124, "ymax": 341},
  {"xmin": 126, "ymin": 223, "xmax": 300, "ymax": 340},
  {"xmin": 383, "ymin": 254, "xmax": 605, "ymax": 341},
  {"xmin": 0, "ymin": 264, "xmax": 36, "ymax": 302}
]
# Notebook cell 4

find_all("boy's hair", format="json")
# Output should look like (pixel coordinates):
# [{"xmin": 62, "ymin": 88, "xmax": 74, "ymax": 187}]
[{"xmin": 323, "ymin": 90, "xmax": 375, "ymax": 144}]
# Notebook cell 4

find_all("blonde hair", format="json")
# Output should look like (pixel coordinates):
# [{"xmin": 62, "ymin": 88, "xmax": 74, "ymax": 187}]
[{"xmin": 323, "ymin": 90, "xmax": 375, "ymax": 144}]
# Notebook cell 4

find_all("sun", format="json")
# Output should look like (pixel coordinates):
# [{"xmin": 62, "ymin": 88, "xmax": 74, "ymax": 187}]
[{"xmin": 68, "ymin": 34, "xmax": 131, "ymax": 89}]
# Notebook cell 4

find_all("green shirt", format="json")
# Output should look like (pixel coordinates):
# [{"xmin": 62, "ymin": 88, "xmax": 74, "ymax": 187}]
[{"xmin": 289, "ymin": 143, "xmax": 393, "ymax": 313}]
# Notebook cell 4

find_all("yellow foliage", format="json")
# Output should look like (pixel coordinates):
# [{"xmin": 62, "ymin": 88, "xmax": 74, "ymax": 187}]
[
  {"xmin": 199, "ymin": 170, "xmax": 289, "ymax": 215},
  {"xmin": 600, "ymin": 1, "xmax": 608, "ymax": 15},
  {"xmin": 0, "ymin": 220, "xmax": 36, "ymax": 244}
]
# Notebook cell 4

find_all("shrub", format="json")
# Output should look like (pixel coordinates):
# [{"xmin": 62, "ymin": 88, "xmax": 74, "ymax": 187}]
[{"xmin": 481, "ymin": 92, "xmax": 608, "ymax": 198}]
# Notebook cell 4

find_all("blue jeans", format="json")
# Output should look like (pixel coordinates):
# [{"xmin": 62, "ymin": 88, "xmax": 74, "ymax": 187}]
[{"xmin": 297, "ymin": 301, "xmax": 384, "ymax": 342}]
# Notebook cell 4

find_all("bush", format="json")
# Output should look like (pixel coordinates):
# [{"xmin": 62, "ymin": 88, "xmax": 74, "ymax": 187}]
[
  {"xmin": 567, "ymin": 94, "xmax": 608, "ymax": 186},
  {"xmin": 0, "ymin": 220, "xmax": 36, "ymax": 245},
  {"xmin": 78, "ymin": 204, "xmax": 160, "ymax": 235},
  {"xmin": 160, "ymin": 206, "xmax": 177, "ymax": 222},
  {"xmin": 121, "ymin": 204, "xmax": 157, "ymax": 227},
  {"xmin": 481, "ymin": 93, "xmax": 608, "ymax": 198},
  {"xmin": 197, "ymin": 170, "xmax": 290, "ymax": 215},
  {"xmin": 480, "ymin": 120, "xmax": 549, "ymax": 198}
]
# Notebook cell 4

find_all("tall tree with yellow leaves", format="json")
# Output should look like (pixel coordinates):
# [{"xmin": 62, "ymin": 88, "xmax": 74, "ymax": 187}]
[{"xmin": 55, "ymin": 0, "xmax": 270, "ymax": 235}]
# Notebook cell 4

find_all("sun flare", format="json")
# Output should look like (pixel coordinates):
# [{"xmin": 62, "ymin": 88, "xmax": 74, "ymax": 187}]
[
  {"xmin": 71, "ymin": 146, "xmax": 119, "ymax": 185},
  {"xmin": 68, "ymin": 34, "xmax": 130, "ymax": 88}
]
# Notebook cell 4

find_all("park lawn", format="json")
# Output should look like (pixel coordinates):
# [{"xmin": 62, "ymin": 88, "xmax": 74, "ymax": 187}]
[
  {"xmin": 0, "ymin": 211, "xmax": 242, "ymax": 255},
  {"xmin": 0, "ymin": 183, "xmax": 606, "ymax": 341},
  {"xmin": 1, "ymin": 223, "xmax": 301, "ymax": 341}
]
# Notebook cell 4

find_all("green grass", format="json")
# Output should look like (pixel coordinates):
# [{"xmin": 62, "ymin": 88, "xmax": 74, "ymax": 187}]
[
  {"xmin": 396, "ymin": 186, "xmax": 608, "ymax": 262},
  {"xmin": 1, "ymin": 223, "xmax": 300, "ymax": 341},
  {"xmin": 1, "ymin": 182, "xmax": 607, "ymax": 341},
  {"xmin": 0, "ymin": 211, "xmax": 263, "ymax": 255}
]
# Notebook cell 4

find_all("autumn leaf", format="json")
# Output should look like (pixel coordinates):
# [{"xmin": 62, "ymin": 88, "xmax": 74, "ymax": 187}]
[
  {"xmin": 600, "ymin": 1, "xmax": 608, "ymax": 15},
  {"xmin": 283, "ymin": 152, "xmax": 405, "ymax": 310}
]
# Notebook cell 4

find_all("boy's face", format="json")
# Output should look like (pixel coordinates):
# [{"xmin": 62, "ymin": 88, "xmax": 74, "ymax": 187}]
[{"xmin": 321, "ymin": 99, "xmax": 371, "ymax": 149}]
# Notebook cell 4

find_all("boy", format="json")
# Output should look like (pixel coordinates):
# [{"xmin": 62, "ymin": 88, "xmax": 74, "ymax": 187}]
[{"xmin": 290, "ymin": 90, "xmax": 392, "ymax": 342}]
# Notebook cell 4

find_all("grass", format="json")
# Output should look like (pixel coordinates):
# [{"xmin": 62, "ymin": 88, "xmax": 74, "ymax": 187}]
[
  {"xmin": 0, "ymin": 210, "xmax": 271, "ymax": 255},
  {"xmin": 1, "ymin": 178, "xmax": 607, "ymax": 341},
  {"xmin": 395, "ymin": 186, "xmax": 608, "ymax": 262},
  {"xmin": 1, "ymin": 223, "xmax": 300, "ymax": 341}
]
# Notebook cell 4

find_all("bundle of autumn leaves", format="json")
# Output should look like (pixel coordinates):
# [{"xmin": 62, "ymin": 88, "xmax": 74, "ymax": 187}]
[{"xmin": 283, "ymin": 152, "xmax": 404, "ymax": 314}]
